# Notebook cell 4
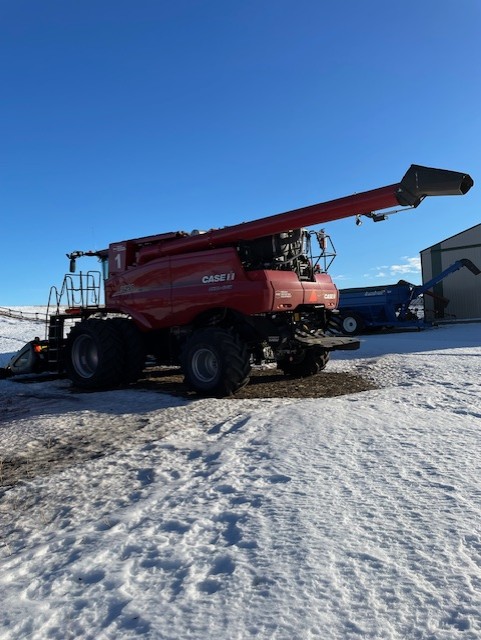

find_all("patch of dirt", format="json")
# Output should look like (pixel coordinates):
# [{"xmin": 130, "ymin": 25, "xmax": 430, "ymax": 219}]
[
  {"xmin": 136, "ymin": 366, "xmax": 378, "ymax": 399},
  {"xmin": 0, "ymin": 439, "xmax": 106, "ymax": 493}
]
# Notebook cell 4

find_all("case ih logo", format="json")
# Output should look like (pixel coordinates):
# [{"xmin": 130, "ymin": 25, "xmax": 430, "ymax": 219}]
[{"xmin": 202, "ymin": 272, "xmax": 236, "ymax": 284}]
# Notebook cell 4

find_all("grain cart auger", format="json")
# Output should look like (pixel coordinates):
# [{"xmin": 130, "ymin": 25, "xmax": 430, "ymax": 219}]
[{"xmin": 0, "ymin": 164, "xmax": 473, "ymax": 396}]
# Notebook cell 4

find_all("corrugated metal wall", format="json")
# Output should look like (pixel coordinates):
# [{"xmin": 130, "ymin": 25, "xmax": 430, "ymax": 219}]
[{"xmin": 420, "ymin": 224, "xmax": 481, "ymax": 321}]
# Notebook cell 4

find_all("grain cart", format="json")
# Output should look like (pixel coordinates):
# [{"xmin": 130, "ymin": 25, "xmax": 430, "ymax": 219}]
[
  {"xmin": 1, "ymin": 165, "xmax": 473, "ymax": 396},
  {"xmin": 338, "ymin": 258, "xmax": 481, "ymax": 334}
]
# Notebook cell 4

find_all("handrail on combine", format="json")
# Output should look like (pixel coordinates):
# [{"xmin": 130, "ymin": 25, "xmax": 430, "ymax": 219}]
[
  {"xmin": 46, "ymin": 271, "xmax": 103, "ymax": 318},
  {"xmin": 45, "ymin": 285, "xmax": 61, "ymax": 337},
  {"xmin": 62, "ymin": 271, "xmax": 102, "ymax": 309}
]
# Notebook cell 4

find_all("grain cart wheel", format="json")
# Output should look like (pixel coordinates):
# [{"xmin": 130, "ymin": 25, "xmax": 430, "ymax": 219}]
[
  {"xmin": 278, "ymin": 347, "xmax": 330, "ymax": 378},
  {"xmin": 66, "ymin": 318, "xmax": 123, "ymax": 389},
  {"xmin": 340, "ymin": 313, "xmax": 364, "ymax": 336},
  {"xmin": 110, "ymin": 317, "xmax": 146, "ymax": 383},
  {"xmin": 182, "ymin": 328, "xmax": 251, "ymax": 397}
]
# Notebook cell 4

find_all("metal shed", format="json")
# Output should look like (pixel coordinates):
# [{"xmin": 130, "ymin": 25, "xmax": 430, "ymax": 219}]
[{"xmin": 420, "ymin": 223, "xmax": 481, "ymax": 321}]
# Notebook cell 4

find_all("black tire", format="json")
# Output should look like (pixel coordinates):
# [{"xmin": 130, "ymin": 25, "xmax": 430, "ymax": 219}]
[
  {"xmin": 110, "ymin": 317, "xmax": 146, "ymax": 383},
  {"xmin": 278, "ymin": 347, "xmax": 330, "ymax": 378},
  {"xmin": 181, "ymin": 328, "xmax": 251, "ymax": 397},
  {"xmin": 340, "ymin": 313, "xmax": 364, "ymax": 336},
  {"xmin": 65, "ymin": 318, "xmax": 123, "ymax": 389}
]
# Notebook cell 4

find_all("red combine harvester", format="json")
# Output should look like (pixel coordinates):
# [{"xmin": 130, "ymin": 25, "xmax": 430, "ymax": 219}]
[{"xmin": 2, "ymin": 165, "xmax": 473, "ymax": 396}]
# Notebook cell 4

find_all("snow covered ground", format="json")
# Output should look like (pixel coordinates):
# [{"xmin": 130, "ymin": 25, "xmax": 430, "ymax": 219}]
[{"xmin": 1, "ymin": 311, "xmax": 481, "ymax": 640}]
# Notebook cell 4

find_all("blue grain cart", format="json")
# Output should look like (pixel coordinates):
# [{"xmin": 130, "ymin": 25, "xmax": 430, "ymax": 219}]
[{"xmin": 338, "ymin": 259, "xmax": 480, "ymax": 334}]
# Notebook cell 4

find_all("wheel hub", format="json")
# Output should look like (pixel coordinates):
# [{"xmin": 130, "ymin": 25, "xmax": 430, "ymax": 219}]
[
  {"xmin": 342, "ymin": 317, "xmax": 358, "ymax": 333},
  {"xmin": 71, "ymin": 334, "xmax": 99, "ymax": 378},
  {"xmin": 191, "ymin": 348, "xmax": 219, "ymax": 383}
]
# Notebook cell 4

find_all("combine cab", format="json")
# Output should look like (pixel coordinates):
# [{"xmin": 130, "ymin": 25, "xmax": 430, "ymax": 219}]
[{"xmin": 1, "ymin": 165, "xmax": 474, "ymax": 396}]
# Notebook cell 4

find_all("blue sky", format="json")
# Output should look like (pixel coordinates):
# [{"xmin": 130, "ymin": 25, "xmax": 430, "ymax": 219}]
[{"xmin": 1, "ymin": 0, "xmax": 480, "ymax": 305}]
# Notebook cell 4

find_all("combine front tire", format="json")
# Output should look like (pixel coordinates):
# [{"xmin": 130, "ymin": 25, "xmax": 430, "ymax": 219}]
[
  {"xmin": 182, "ymin": 328, "xmax": 251, "ymax": 397},
  {"xmin": 66, "ymin": 318, "xmax": 123, "ymax": 389}
]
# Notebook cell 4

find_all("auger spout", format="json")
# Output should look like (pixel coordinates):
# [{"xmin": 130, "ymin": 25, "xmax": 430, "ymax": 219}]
[{"xmin": 396, "ymin": 164, "xmax": 474, "ymax": 206}]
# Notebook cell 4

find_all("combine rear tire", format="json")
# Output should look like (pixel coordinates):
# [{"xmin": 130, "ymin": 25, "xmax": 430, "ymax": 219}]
[
  {"xmin": 182, "ymin": 328, "xmax": 251, "ymax": 397},
  {"xmin": 278, "ymin": 347, "xmax": 329, "ymax": 378},
  {"xmin": 66, "ymin": 318, "xmax": 123, "ymax": 389}
]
